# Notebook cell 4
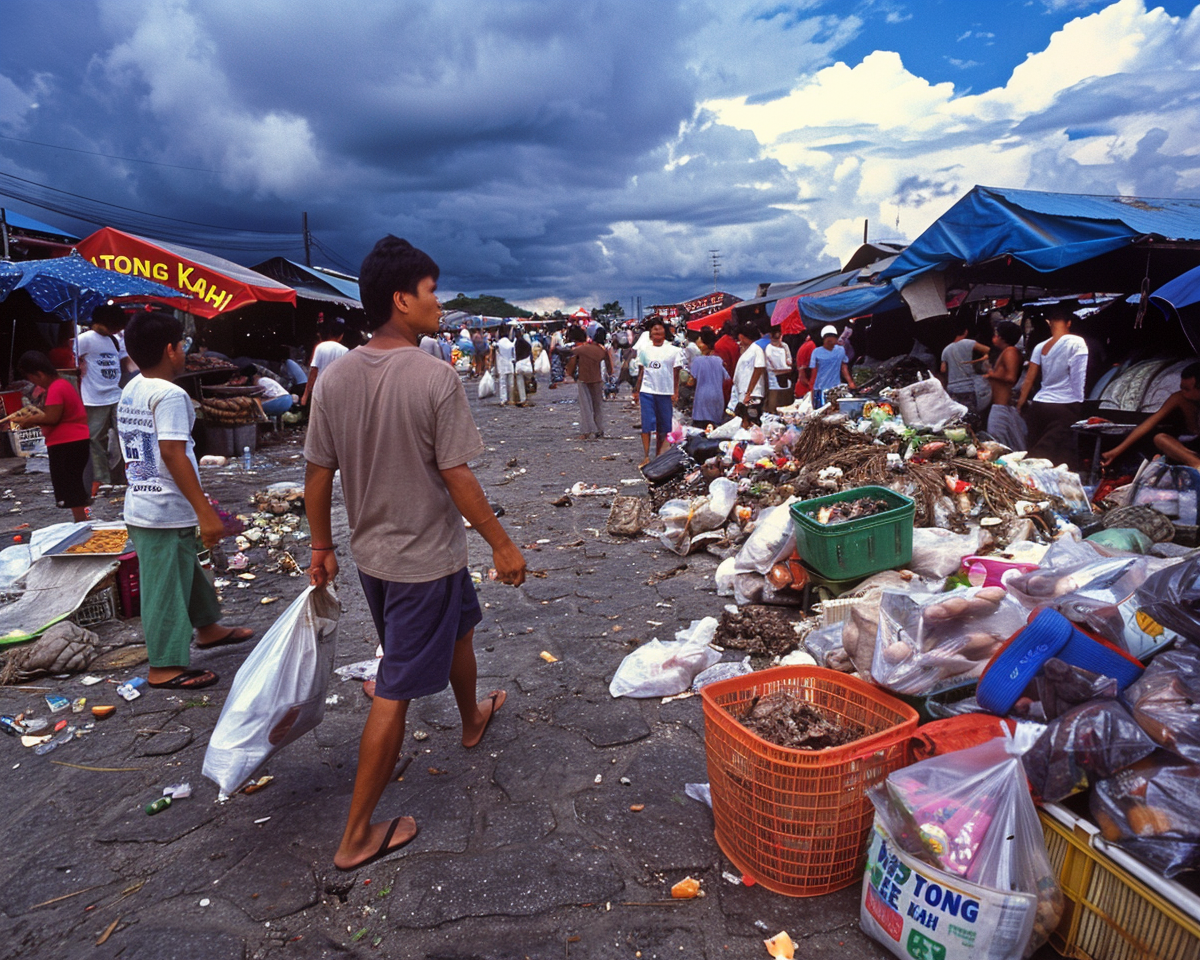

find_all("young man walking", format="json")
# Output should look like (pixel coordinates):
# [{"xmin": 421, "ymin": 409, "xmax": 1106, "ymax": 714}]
[{"xmin": 305, "ymin": 236, "xmax": 526, "ymax": 871}]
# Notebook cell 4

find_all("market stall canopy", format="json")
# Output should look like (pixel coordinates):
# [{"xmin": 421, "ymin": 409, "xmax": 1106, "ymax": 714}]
[
  {"xmin": 880, "ymin": 186, "xmax": 1200, "ymax": 287},
  {"xmin": 250, "ymin": 258, "xmax": 360, "ymax": 310},
  {"xmin": 1, "ymin": 209, "xmax": 78, "ymax": 259},
  {"xmin": 0, "ymin": 252, "xmax": 188, "ymax": 323},
  {"xmin": 75, "ymin": 228, "xmax": 296, "ymax": 318},
  {"xmin": 2, "ymin": 209, "xmax": 78, "ymax": 242},
  {"xmin": 685, "ymin": 305, "xmax": 734, "ymax": 331}
]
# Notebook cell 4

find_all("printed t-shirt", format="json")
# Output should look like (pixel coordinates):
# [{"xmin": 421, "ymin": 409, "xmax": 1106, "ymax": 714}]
[
  {"xmin": 809, "ymin": 345, "xmax": 847, "ymax": 393},
  {"xmin": 571, "ymin": 342, "xmax": 608, "ymax": 383},
  {"xmin": 732, "ymin": 343, "xmax": 767, "ymax": 400},
  {"xmin": 764, "ymin": 342, "xmax": 792, "ymax": 391},
  {"xmin": 305, "ymin": 346, "xmax": 485, "ymax": 583},
  {"xmin": 794, "ymin": 340, "xmax": 816, "ymax": 397},
  {"xmin": 941, "ymin": 339, "xmax": 980, "ymax": 392},
  {"xmin": 636, "ymin": 342, "xmax": 680, "ymax": 395},
  {"xmin": 310, "ymin": 340, "xmax": 348, "ymax": 373},
  {"xmin": 1030, "ymin": 335, "xmax": 1088, "ymax": 404},
  {"xmin": 42, "ymin": 378, "xmax": 89, "ymax": 446},
  {"xmin": 117, "ymin": 375, "xmax": 199, "ymax": 528},
  {"xmin": 77, "ymin": 329, "xmax": 126, "ymax": 406}
]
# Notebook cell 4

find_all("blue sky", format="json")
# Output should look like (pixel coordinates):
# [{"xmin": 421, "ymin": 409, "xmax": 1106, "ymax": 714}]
[{"xmin": 1, "ymin": 0, "xmax": 1199, "ymax": 312}]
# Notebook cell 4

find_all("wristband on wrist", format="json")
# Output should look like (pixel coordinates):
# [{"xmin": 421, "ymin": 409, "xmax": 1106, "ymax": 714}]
[{"xmin": 311, "ymin": 545, "xmax": 336, "ymax": 552}]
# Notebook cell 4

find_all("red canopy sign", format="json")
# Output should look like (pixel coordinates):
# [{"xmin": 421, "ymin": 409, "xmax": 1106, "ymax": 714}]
[{"xmin": 75, "ymin": 228, "xmax": 296, "ymax": 318}]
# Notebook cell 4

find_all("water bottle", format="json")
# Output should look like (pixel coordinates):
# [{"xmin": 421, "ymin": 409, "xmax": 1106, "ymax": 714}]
[{"xmin": 241, "ymin": 446, "xmax": 252, "ymax": 471}]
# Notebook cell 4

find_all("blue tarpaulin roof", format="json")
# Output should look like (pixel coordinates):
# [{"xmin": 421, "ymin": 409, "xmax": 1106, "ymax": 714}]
[
  {"xmin": 880, "ymin": 185, "xmax": 1200, "ymax": 284},
  {"xmin": 2, "ymin": 208, "xmax": 78, "ymax": 240}
]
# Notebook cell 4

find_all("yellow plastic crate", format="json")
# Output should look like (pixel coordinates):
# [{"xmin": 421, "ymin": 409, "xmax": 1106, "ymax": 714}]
[{"xmin": 1041, "ymin": 804, "xmax": 1200, "ymax": 960}]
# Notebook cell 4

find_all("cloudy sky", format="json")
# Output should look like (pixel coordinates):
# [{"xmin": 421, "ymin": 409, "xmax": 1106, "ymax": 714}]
[{"xmin": 1, "ymin": 0, "xmax": 1199, "ymax": 313}]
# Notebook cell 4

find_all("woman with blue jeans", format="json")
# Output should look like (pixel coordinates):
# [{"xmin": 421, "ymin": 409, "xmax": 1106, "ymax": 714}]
[
  {"xmin": 242, "ymin": 365, "xmax": 297, "ymax": 417},
  {"xmin": 632, "ymin": 318, "xmax": 681, "ymax": 466}
]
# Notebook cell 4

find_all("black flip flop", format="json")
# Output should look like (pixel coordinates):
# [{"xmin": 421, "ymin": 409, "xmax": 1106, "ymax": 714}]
[
  {"xmin": 195, "ymin": 628, "xmax": 255, "ymax": 650},
  {"xmin": 335, "ymin": 816, "xmax": 418, "ymax": 872},
  {"xmin": 148, "ymin": 669, "xmax": 219, "ymax": 690},
  {"xmin": 463, "ymin": 690, "xmax": 505, "ymax": 749}
]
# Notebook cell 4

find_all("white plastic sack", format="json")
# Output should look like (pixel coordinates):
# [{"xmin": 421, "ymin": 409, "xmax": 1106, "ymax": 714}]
[
  {"xmin": 733, "ymin": 497, "xmax": 798, "ymax": 574},
  {"xmin": 477, "ymin": 370, "xmax": 496, "ymax": 398},
  {"xmin": 203, "ymin": 586, "xmax": 341, "ymax": 796},
  {"xmin": 892, "ymin": 378, "xmax": 968, "ymax": 431},
  {"xmin": 909, "ymin": 526, "xmax": 993, "ymax": 579},
  {"xmin": 656, "ymin": 478, "xmax": 738, "ymax": 556},
  {"xmin": 609, "ymin": 617, "xmax": 721, "ymax": 698},
  {"xmin": 534, "ymin": 351, "xmax": 551, "ymax": 376}
]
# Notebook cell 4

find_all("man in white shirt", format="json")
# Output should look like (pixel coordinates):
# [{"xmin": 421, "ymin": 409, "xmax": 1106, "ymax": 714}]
[
  {"xmin": 633, "ymin": 318, "xmax": 680, "ymax": 465},
  {"xmin": 78, "ymin": 303, "xmax": 136, "ymax": 494},
  {"xmin": 492, "ymin": 327, "xmax": 523, "ymax": 406},
  {"xmin": 730, "ymin": 322, "xmax": 767, "ymax": 419},
  {"xmin": 301, "ymin": 317, "xmax": 349, "ymax": 406},
  {"xmin": 1016, "ymin": 305, "xmax": 1089, "ymax": 469}
]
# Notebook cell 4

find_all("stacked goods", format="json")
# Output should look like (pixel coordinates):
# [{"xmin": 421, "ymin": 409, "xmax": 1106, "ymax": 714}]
[
  {"xmin": 201, "ymin": 395, "xmax": 264, "ymax": 426},
  {"xmin": 186, "ymin": 355, "xmax": 236, "ymax": 372}
]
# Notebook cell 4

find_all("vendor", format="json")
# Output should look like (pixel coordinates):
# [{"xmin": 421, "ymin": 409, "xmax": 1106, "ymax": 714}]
[
  {"xmin": 808, "ymin": 324, "xmax": 853, "ymax": 408},
  {"xmin": 729, "ymin": 321, "xmax": 767, "ymax": 419},
  {"xmin": 240, "ymin": 365, "xmax": 297, "ymax": 418},
  {"xmin": 1016, "ymin": 305, "xmax": 1088, "ymax": 470},
  {"xmin": 1100, "ymin": 361, "xmax": 1200, "ymax": 470},
  {"xmin": 11, "ymin": 351, "xmax": 91, "ymax": 522}
]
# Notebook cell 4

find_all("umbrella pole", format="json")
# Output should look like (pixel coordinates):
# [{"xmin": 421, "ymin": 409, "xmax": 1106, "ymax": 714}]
[{"xmin": 8, "ymin": 316, "xmax": 15, "ymax": 384}]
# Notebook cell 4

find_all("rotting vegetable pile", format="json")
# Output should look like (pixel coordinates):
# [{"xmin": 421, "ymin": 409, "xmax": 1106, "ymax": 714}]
[{"xmin": 737, "ymin": 690, "xmax": 865, "ymax": 750}]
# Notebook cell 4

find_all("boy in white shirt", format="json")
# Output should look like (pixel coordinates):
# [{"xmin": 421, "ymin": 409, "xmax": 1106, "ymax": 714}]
[
  {"xmin": 633, "ymin": 318, "xmax": 680, "ymax": 465},
  {"xmin": 118, "ymin": 311, "xmax": 252, "ymax": 690},
  {"xmin": 78, "ymin": 303, "xmax": 136, "ymax": 494},
  {"xmin": 301, "ymin": 317, "xmax": 349, "ymax": 407}
]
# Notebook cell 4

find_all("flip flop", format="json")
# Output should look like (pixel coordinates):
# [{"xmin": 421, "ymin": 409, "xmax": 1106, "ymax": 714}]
[
  {"xmin": 148, "ymin": 669, "xmax": 219, "ymax": 690},
  {"xmin": 196, "ymin": 627, "xmax": 255, "ymax": 649},
  {"xmin": 463, "ymin": 690, "xmax": 506, "ymax": 749},
  {"xmin": 335, "ymin": 816, "xmax": 418, "ymax": 872}
]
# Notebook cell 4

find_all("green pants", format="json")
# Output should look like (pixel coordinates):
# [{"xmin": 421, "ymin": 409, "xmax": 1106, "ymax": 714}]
[{"xmin": 127, "ymin": 525, "xmax": 221, "ymax": 668}]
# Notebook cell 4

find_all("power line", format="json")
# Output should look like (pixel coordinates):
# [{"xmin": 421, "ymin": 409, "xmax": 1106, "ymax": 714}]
[{"xmin": 0, "ymin": 133, "xmax": 217, "ymax": 174}]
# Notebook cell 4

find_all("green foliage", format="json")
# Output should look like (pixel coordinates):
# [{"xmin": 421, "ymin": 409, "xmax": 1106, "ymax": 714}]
[
  {"xmin": 594, "ymin": 300, "xmax": 624, "ymax": 320},
  {"xmin": 441, "ymin": 293, "xmax": 532, "ymax": 318}
]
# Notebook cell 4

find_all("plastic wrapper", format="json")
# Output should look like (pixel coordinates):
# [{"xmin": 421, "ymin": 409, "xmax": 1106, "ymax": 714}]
[
  {"xmin": 203, "ymin": 586, "xmax": 340, "ymax": 796},
  {"xmin": 690, "ymin": 656, "xmax": 753, "ymax": 691},
  {"xmin": 1125, "ymin": 647, "xmax": 1200, "ymax": 764},
  {"xmin": 608, "ymin": 618, "xmax": 721, "ymax": 698},
  {"xmin": 1035, "ymin": 657, "xmax": 1118, "ymax": 720},
  {"xmin": 1129, "ymin": 460, "xmax": 1200, "ymax": 525},
  {"xmin": 866, "ymin": 735, "xmax": 1063, "ymax": 958},
  {"xmin": 732, "ymin": 497, "xmax": 798, "ymax": 575},
  {"xmin": 1022, "ymin": 700, "xmax": 1157, "ymax": 803},
  {"xmin": 1090, "ymin": 752, "xmax": 1200, "ymax": 878},
  {"xmin": 871, "ymin": 586, "xmax": 1028, "ymax": 695},
  {"xmin": 803, "ymin": 621, "xmax": 852, "ymax": 672},
  {"xmin": 656, "ymin": 478, "xmax": 737, "ymax": 556},
  {"xmin": 1135, "ymin": 554, "xmax": 1200, "ymax": 640},
  {"xmin": 908, "ymin": 526, "xmax": 994, "ymax": 579}
]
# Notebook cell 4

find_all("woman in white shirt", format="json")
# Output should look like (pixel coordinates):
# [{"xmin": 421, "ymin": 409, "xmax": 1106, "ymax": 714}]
[
  {"xmin": 763, "ymin": 326, "xmax": 793, "ymax": 413},
  {"xmin": 1016, "ymin": 307, "xmax": 1089, "ymax": 469}
]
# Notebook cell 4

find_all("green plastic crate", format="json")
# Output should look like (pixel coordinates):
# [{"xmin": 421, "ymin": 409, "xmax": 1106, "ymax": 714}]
[{"xmin": 789, "ymin": 485, "xmax": 914, "ymax": 580}]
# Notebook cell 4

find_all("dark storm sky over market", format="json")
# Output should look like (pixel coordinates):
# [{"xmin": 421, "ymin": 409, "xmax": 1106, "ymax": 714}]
[{"xmin": 1, "ymin": 0, "xmax": 1199, "ymax": 313}]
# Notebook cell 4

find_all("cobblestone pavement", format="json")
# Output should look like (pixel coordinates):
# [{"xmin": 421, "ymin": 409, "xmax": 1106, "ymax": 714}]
[{"xmin": 0, "ymin": 381, "xmax": 894, "ymax": 960}]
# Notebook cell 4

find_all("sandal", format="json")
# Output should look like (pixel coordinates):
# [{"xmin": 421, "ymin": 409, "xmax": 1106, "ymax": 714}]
[{"xmin": 148, "ymin": 669, "xmax": 219, "ymax": 690}]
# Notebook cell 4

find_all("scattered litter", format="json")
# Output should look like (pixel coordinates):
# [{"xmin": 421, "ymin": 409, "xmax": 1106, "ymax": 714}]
[
  {"xmin": 412, "ymin": 730, "xmax": 429, "ymax": 741},
  {"xmin": 324, "ymin": 694, "xmax": 339, "ymax": 706},
  {"xmin": 670, "ymin": 876, "xmax": 702, "ymax": 899},
  {"xmin": 163, "ymin": 782, "xmax": 192, "ymax": 799},
  {"xmin": 540, "ymin": 651, "xmax": 559, "ymax": 663},
  {"xmin": 253, "ymin": 817, "xmax": 271, "ymax": 824},
  {"xmin": 79, "ymin": 676, "xmax": 102, "ymax": 686},
  {"xmin": 243, "ymin": 776, "xmax": 273, "ymax": 795},
  {"xmin": 763, "ymin": 931, "xmax": 795, "ymax": 959},
  {"xmin": 334, "ymin": 659, "xmax": 380, "ymax": 682}
]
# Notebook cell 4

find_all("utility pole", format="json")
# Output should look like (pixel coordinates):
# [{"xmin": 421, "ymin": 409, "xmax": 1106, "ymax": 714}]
[
  {"xmin": 864, "ymin": 219, "xmax": 869, "ymax": 244},
  {"xmin": 0, "ymin": 208, "xmax": 9, "ymax": 260},
  {"xmin": 302, "ymin": 211, "xmax": 312, "ymax": 267},
  {"xmin": 710, "ymin": 249, "xmax": 721, "ymax": 292}
]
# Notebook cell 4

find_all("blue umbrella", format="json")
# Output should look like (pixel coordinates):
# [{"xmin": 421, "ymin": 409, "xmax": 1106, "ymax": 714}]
[
  {"xmin": 0, "ymin": 251, "xmax": 186, "ymax": 323},
  {"xmin": 1150, "ymin": 264, "xmax": 1200, "ymax": 353}
]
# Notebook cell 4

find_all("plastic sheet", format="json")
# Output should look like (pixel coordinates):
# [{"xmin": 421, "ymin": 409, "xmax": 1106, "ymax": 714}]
[
  {"xmin": 1023, "ymin": 700, "xmax": 1157, "ymax": 803},
  {"xmin": 1129, "ymin": 460, "xmax": 1200, "ymax": 525},
  {"xmin": 608, "ymin": 617, "xmax": 721, "ymax": 698},
  {"xmin": 203, "ymin": 586, "xmax": 341, "ymax": 796},
  {"xmin": 909, "ymin": 527, "xmax": 993, "ymax": 578},
  {"xmin": 871, "ymin": 735, "xmax": 1063, "ymax": 956}
]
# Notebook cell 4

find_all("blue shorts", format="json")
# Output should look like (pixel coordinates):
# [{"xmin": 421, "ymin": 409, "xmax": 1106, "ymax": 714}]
[
  {"xmin": 640, "ymin": 392, "xmax": 673, "ymax": 435},
  {"xmin": 358, "ymin": 566, "xmax": 483, "ymax": 702}
]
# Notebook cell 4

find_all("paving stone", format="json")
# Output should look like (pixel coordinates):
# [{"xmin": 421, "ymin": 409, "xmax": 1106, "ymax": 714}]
[
  {"xmin": 478, "ymin": 800, "xmax": 558, "ymax": 848},
  {"xmin": 552, "ymin": 695, "xmax": 651, "ymax": 747}
]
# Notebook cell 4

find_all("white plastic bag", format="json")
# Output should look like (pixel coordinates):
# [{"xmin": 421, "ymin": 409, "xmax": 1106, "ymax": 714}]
[
  {"xmin": 656, "ymin": 478, "xmax": 738, "ymax": 555},
  {"xmin": 534, "ymin": 350, "xmax": 551, "ymax": 376},
  {"xmin": 733, "ymin": 497, "xmax": 798, "ymax": 574},
  {"xmin": 477, "ymin": 370, "xmax": 496, "ymax": 398},
  {"xmin": 203, "ymin": 586, "xmax": 341, "ymax": 796},
  {"xmin": 609, "ymin": 617, "xmax": 721, "ymax": 698}
]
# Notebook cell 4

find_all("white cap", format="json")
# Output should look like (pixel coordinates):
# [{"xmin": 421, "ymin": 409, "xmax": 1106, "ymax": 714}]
[{"xmin": 821, "ymin": 325, "xmax": 838, "ymax": 338}]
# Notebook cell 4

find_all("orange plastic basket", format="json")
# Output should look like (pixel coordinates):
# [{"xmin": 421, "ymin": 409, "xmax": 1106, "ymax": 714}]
[{"xmin": 700, "ymin": 666, "xmax": 918, "ymax": 897}]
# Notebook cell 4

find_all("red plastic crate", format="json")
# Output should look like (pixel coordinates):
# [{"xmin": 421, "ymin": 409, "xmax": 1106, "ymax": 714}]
[{"xmin": 117, "ymin": 551, "xmax": 139, "ymax": 618}]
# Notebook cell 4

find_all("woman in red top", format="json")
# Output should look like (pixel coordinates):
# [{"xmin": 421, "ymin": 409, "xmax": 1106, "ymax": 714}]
[{"xmin": 12, "ymin": 351, "xmax": 91, "ymax": 520}]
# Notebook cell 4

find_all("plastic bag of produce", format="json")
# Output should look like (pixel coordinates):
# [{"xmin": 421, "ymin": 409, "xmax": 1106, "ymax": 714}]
[
  {"xmin": 732, "ymin": 497, "xmax": 797, "ymax": 575},
  {"xmin": 609, "ymin": 618, "xmax": 721, "ymax": 698},
  {"xmin": 1090, "ymin": 752, "xmax": 1200, "ymax": 878},
  {"xmin": 1126, "ymin": 647, "xmax": 1200, "ymax": 764},
  {"xmin": 1022, "ymin": 700, "xmax": 1157, "ymax": 803},
  {"xmin": 871, "ymin": 587, "xmax": 1028, "ymax": 695},
  {"xmin": 863, "ymin": 735, "xmax": 1063, "ymax": 960},
  {"xmin": 203, "ymin": 586, "xmax": 340, "ymax": 796}
]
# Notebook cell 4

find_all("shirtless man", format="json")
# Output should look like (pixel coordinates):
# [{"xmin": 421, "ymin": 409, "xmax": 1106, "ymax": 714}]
[
  {"xmin": 1100, "ymin": 361, "xmax": 1200, "ymax": 469},
  {"xmin": 983, "ymin": 320, "xmax": 1027, "ymax": 451}
]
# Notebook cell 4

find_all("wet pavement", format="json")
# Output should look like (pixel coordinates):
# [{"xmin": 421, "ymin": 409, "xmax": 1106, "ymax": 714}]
[{"xmin": 0, "ymin": 382, "xmax": 893, "ymax": 960}]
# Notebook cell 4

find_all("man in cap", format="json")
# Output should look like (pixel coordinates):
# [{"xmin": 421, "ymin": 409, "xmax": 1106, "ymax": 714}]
[{"xmin": 807, "ymin": 325, "xmax": 853, "ymax": 407}]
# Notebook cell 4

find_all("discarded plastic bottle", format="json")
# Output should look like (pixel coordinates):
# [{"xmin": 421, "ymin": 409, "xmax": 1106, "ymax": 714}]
[
  {"xmin": 241, "ymin": 446, "xmax": 252, "ymax": 471},
  {"xmin": 116, "ymin": 677, "xmax": 147, "ymax": 701},
  {"xmin": 0, "ymin": 715, "xmax": 25, "ymax": 737},
  {"xmin": 34, "ymin": 728, "xmax": 75, "ymax": 756},
  {"xmin": 144, "ymin": 796, "xmax": 172, "ymax": 815}
]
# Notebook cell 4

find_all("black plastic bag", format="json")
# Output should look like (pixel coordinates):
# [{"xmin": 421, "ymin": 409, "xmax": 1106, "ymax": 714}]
[
  {"xmin": 1135, "ymin": 555, "xmax": 1200, "ymax": 640},
  {"xmin": 1036, "ymin": 657, "xmax": 1119, "ymax": 721},
  {"xmin": 640, "ymin": 446, "xmax": 692, "ymax": 485}
]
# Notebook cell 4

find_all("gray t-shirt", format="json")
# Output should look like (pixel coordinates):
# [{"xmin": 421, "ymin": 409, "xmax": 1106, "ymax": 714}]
[
  {"xmin": 117, "ymin": 375, "xmax": 199, "ymax": 528},
  {"xmin": 941, "ymin": 338, "xmax": 980, "ymax": 392},
  {"xmin": 305, "ymin": 346, "xmax": 484, "ymax": 582}
]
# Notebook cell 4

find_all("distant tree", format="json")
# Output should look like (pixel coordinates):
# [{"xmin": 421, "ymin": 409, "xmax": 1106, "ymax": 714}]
[
  {"xmin": 440, "ymin": 293, "xmax": 532, "ymax": 318},
  {"xmin": 592, "ymin": 300, "xmax": 624, "ymax": 323}
]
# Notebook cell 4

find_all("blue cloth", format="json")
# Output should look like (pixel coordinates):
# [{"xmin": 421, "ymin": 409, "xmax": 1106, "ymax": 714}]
[
  {"xmin": 690, "ymin": 354, "xmax": 727, "ymax": 425},
  {"xmin": 809, "ymin": 345, "xmax": 847, "ymax": 393},
  {"xmin": 284, "ymin": 359, "xmax": 308, "ymax": 387},
  {"xmin": 261, "ymin": 395, "xmax": 293, "ymax": 417},
  {"xmin": 358, "ymin": 566, "xmax": 483, "ymax": 702},
  {"xmin": 639, "ymin": 391, "xmax": 673, "ymax": 435}
]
